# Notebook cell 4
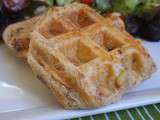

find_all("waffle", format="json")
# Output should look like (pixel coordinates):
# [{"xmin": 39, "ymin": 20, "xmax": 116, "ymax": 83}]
[
  {"xmin": 27, "ymin": 3, "xmax": 156, "ymax": 109},
  {"xmin": 3, "ymin": 16, "xmax": 41, "ymax": 58},
  {"xmin": 3, "ymin": 11, "xmax": 125, "ymax": 59}
]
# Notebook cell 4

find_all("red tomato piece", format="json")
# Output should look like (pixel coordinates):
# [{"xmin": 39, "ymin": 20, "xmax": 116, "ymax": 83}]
[{"xmin": 81, "ymin": 0, "xmax": 94, "ymax": 5}]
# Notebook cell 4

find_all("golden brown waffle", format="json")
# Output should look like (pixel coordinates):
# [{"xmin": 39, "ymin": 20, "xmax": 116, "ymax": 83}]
[
  {"xmin": 28, "ymin": 3, "xmax": 156, "ymax": 109},
  {"xmin": 3, "ymin": 9, "xmax": 125, "ymax": 59},
  {"xmin": 3, "ymin": 16, "xmax": 41, "ymax": 58}
]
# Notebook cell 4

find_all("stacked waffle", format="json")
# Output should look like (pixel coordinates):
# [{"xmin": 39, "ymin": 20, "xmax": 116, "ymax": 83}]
[{"xmin": 3, "ymin": 3, "xmax": 156, "ymax": 109}]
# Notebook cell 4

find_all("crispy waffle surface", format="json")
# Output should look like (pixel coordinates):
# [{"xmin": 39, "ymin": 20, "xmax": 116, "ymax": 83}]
[
  {"xmin": 3, "ymin": 10, "xmax": 125, "ymax": 59},
  {"xmin": 28, "ymin": 3, "xmax": 155, "ymax": 109},
  {"xmin": 27, "ymin": 3, "xmax": 156, "ymax": 109}
]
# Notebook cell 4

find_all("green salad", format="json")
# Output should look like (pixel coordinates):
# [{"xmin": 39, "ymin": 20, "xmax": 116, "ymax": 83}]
[
  {"xmin": 0, "ymin": 0, "xmax": 160, "ymax": 41},
  {"xmin": 46, "ymin": 0, "xmax": 160, "ymax": 14},
  {"xmin": 112, "ymin": 0, "xmax": 160, "ymax": 15}
]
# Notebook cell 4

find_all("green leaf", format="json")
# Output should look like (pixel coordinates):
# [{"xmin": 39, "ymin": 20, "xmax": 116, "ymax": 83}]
[
  {"xmin": 112, "ymin": 0, "xmax": 145, "ymax": 15},
  {"xmin": 142, "ymin": 0, "xmax": 160, "ymax": 11},
  {"xmin": 112, "ymin": 0, "xmax": 160, "ymax": 15},
  {"xmin": 125, "ymin": 0, "xmax": 139, "ymax": 10},
  {"xmin": 47, "ymin": 0, "xmax": 55, "ymax": 5},
  {"xmin": 56, "ymin": 0, "xmax": 74, "ymax": 6},
  {"xmin": 95, "ymin": 0, "xmax": 111, "ymax": 12}
]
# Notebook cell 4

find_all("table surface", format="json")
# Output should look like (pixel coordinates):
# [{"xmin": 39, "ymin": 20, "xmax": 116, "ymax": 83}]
[{"xmin": 72, "ymin": 103, "xmax": 160, "ymax": 120}]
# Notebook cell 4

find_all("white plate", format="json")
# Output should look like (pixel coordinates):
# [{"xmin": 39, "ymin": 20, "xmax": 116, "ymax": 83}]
[{"xmin": 0, "ymin": 41, "xmax": 160, "ymax": 120}]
